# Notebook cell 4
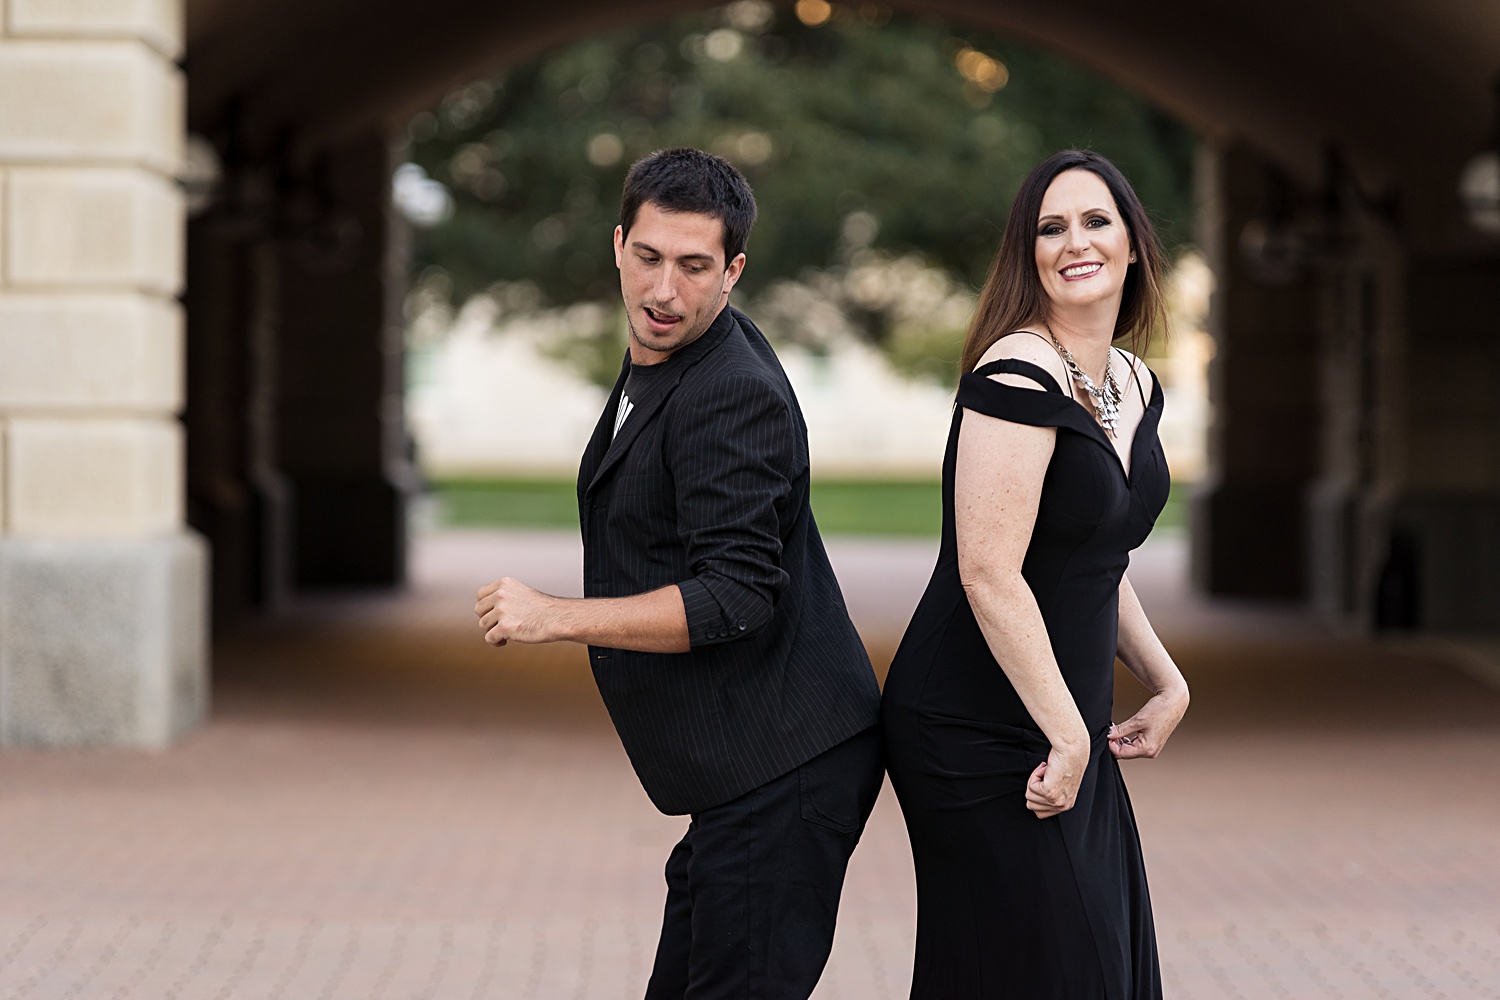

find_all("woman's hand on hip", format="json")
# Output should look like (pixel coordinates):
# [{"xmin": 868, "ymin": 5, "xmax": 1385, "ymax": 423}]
[
  {"xmin": 1026, "ymin": 743, "xmax": 1088, "ymax": 819},
  {"xmin": 1109, "ymin": 685, "xmax": 1189, "ymax": 760}
]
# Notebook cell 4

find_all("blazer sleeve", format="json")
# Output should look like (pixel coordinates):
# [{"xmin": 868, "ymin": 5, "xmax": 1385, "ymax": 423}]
[{"xmin": 665, "ymin": 373, "xmax": 794, "ymax": 647}]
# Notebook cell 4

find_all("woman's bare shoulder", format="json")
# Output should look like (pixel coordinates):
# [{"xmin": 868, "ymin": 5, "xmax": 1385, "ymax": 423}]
[{"xmin": 975, "ymin": 331, "xmax": 1067, "ymax": 392}]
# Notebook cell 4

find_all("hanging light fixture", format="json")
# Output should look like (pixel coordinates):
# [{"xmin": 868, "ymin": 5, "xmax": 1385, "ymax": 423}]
[
  {"xmin": 1238, "ymin": 146, "xmax": 1397, "ymax": 284},
  {"xmin": 1459, "ymin": 77, "xmax": 1500, "ymax": 235},
  {"xmin": 1238, "ymin": 164, "xmax": 1314, "ymax": 285},
  {"xmin": 179, "ymin": 133, "xmax": 222, "ymax": 218}
]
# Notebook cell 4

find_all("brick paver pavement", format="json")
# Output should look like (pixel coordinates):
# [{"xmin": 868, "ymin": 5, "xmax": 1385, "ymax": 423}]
[{"xmin": 2, "ymin": 531, "xmax": 1498, "ymax": 999}]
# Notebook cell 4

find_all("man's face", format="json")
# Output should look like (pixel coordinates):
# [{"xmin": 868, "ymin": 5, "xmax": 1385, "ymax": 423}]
[{"xmin": 614, "ymin": 202, "xmax": 745, "ymax": 364}]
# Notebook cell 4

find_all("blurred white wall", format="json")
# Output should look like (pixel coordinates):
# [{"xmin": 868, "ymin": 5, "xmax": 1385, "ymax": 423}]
[
  {"xmin": 406, "ymin": 300, "xmax": 954, "ymax": 479},
  {"xmin": 407, "ymin": 253, "xmax": 1210, "ymax": 481},
  {"xmin": 1157, "ymin": 251, "xmax": 1212, "ymax": 483},
  {"xmin": 407, "ymin": 298, "xmax": 610, "ymax": 477}
]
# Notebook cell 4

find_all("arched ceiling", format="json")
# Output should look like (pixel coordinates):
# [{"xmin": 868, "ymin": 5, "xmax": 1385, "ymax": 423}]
[{"xmin": 185, "ymin": 0, "xmax": 1500, "ymax": 209}]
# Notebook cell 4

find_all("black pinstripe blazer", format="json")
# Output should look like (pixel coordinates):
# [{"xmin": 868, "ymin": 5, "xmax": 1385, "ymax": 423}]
[{"xmin": 577, "ymin": 304, "xmax": 882, "ymax": 816}]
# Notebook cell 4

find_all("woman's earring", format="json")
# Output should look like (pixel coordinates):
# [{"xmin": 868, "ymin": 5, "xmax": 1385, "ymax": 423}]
[{"xmin": 1129, "ymin": 253, "xmax": 1137, "ymax": 263}]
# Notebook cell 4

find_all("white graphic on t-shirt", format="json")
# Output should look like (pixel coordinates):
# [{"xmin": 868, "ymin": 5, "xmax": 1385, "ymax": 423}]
[{"xmin": 613, "ymin": 395, "xmax": 635, "ymax": 438}]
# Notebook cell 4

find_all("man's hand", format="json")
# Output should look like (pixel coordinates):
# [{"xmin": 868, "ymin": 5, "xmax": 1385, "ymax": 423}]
[
  {"xmin": 473, "ymin": 580, "xmax": 690, "ymax": 653},
  {"xmin": 475, "ymin": 577, "xmax": 559, "ymax": 647}
]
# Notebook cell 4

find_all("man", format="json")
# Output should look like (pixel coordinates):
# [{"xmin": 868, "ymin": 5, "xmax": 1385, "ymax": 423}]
[{"xmin": 475, "ymin": 148, "xmax": 883, "ymax": 999}]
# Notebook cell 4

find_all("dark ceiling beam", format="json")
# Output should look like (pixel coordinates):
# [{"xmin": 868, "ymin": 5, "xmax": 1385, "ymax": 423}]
[
  {"xmin": 184, "ymin": 0, "xmax": 1500, "ymax": 198},
  {"xmin": 920, "ymin": 0, "xmax": 1487, "ymax": 186},
  {"xmin": 187, "ymin": 0, "xmax": 711, "ymax": 157}
]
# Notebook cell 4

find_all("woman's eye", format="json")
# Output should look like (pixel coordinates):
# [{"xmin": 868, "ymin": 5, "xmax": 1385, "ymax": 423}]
[
  {"xmin": 1038, "ymin": 225, "xmax": 1063, "ymax": 237},
  {"xmin": 1086, "ymin": 216, "xmax": 1110, "ymax": 228}
]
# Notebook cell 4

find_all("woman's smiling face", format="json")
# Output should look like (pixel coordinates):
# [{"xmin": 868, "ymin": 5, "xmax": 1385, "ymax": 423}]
[{"xmin": 1034, "ymin": 168, "xmax": 1134, "ymax": 317}]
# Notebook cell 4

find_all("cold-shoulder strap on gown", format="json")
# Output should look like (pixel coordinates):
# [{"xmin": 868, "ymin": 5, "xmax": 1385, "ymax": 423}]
[{"xmin": 957, "ymin": 358, "xmax": 1104, "ymax": 439}]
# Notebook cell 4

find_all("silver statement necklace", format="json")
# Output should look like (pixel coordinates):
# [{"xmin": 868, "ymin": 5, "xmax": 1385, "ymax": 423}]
[{"xmin": 1047, "ymin": 329, "xmax": 1122, "ymax": 437}]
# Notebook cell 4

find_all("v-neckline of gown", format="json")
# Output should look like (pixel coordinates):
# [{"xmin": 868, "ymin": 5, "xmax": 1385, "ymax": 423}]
[
  {"xmin": 1061, "ymin": 376, "xmax": 1162, "ymax": 485},
  {"xmin": 1023, "ymin": 335, "xmax": 1159, "ymax": 483}
]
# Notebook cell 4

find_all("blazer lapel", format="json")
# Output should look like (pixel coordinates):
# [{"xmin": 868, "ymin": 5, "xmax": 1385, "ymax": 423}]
[
  {"xmin": 585, "ymin": 362, "xmax": 691, "ymax": 494},
  {"xmin": 577, "ymin": 352, "xmax": 630, "ymax": 502},
  {"xmin": 584, "ymin": 304, "xmax": 740, "ymax": 496}
]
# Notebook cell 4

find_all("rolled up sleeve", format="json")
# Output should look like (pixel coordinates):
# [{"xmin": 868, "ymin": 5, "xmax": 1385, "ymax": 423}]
[{"xmin": 668, "ymin": 374, "xmax": 795, "ymax": 647}]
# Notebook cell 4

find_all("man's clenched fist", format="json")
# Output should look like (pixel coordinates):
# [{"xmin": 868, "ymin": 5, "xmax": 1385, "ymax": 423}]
[{"xmin": 475, "ymin": 577, "xmax": 557, "ymax": 647}]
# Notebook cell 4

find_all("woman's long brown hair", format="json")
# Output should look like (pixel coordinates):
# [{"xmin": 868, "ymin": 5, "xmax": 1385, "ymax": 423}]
[{"xmin": 958, "ymin": 150, "xmax": 1169, "ymax": 378}]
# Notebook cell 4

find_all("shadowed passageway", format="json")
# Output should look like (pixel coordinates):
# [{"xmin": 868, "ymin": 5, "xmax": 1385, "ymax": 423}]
[{"xmin": 1, "ymin": 532, "xmax": 1498, "ymax": 998}]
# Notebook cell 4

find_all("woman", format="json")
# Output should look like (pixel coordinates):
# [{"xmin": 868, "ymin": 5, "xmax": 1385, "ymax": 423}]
[{"xmin": 882, "ymin": 149, "xmax": 1190, "ymax": 999}]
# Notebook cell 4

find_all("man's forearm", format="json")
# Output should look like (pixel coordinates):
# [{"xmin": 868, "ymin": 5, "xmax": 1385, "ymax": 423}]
[{"xmin": 544, "ymin": 585, "xmax": 691, "ymax": 653}]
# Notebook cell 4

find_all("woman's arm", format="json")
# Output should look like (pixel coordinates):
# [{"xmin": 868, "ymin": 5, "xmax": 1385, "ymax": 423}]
[
  {"xmin": 955, "ymin": 378, "xmax": 1092, "ymax": 819},
  {"xmin": 1110, "ymin": 572, "xmax": 1189, "ymax": 758}
]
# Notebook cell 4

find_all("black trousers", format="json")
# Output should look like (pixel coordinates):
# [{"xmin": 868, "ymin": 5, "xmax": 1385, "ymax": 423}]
[{"xmin": 643, "ymin": 726, "xmax": 884, "ymax": 1000}]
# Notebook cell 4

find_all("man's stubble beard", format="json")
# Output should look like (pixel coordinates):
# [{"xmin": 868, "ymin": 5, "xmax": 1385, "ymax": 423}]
[{"xmin": 626, "ymin": 307, "xmax": 712, "ymax": 359}]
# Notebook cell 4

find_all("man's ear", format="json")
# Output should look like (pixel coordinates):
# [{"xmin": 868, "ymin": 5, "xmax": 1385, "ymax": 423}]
[
  {"xmin": 722, "ymin": 252, "xmax": 747, "ymax": 295},
  {"xmin": 614, "ymin": 225, "xmax": 625, "ymax": 269}
]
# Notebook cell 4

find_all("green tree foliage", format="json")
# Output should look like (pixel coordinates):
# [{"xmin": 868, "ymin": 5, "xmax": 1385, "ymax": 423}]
[{"xmin": 405, "ymin": 0, "xmax": 1195, "ymax": 335}]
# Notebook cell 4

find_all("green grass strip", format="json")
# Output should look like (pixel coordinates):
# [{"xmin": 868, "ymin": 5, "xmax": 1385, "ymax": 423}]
[
  {"xmin": 429, "ymin": 477, "xmax": 1187, "ymax": 537},
  {"xmin": 435, "ymin": 478, "xmax": 579, "ymax": 529}
]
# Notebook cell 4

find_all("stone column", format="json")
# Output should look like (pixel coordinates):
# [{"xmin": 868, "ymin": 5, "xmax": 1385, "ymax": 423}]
[
  {"xmin": 184, "ymin": 210, "xmax": 297, "ymax": 626},
  {"xmin": 1304, "ymin": 220, "xmax": 1404, "ymax": 624},
  {"xmin": 183, "ymin": 130, "xmax": 410, "ymax": 619},
  {"xmin": 1191, "ymin": 141, "xmax": 1321, "ymax": 599},
  {"xmin": 0, "ymin": 0, "xmax": 206, "ymax": 746},
  {"xmin": 276, "ymin": 133, "xmax": 411, "ymax": 589},
  {"xmin": 1379, "ymin": 253, "xmax": 1500, "ymax": 631}
]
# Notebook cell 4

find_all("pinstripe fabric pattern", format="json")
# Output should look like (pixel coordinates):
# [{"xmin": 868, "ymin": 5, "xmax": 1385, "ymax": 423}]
[{"xmin": 577, "ymin": 305, "xmax": 882, "ymax": 816}]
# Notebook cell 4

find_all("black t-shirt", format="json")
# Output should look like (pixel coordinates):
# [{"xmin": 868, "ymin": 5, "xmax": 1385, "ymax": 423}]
[{"xmin": 613, "ymin": 355, "xmax": 679, "ymax": 438}]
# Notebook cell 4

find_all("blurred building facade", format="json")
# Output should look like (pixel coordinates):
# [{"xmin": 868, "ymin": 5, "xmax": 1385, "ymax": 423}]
[{"xmin": 2, "ymin": 0, "xmax": 1499, "ymax": 746}]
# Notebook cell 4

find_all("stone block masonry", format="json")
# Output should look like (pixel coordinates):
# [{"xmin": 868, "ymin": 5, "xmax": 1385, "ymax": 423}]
[
  {"xmin": 6, "ymin": 416, "xmax": 182, "ymax": 536},
  {"xmin": 0, "ymin": 0, "xmax": 205, "ymax": 747},
  {"xmin": 7, "ymin": 0, "xmax": 183, "ymax": 59},
  {"xmin": 0, "ymin": 293, "xmax": 182, "ymax": 411},
  {"xmin": 0, "ymin": 42, "xmax": 182, "ymax": 170},
  {"xmin": 5, "ymin": 167, "xmax": 183, "ymax": 290}
]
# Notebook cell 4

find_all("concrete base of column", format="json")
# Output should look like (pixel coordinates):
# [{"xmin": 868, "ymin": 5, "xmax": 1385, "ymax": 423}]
[
  {"xmin": 1191, "ymin": 477, "xmax": 1308, "ymax": 599},
  {"xmin": 1378, "ymin": 492, "xmax": 1500, "ymax": 632},
  {"xmin": 0, "ymin": 530, "xmax": 209, "ymax": 747}
]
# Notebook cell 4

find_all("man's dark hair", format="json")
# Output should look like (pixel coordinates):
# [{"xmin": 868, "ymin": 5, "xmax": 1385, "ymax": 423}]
[{"xmin": 619, "ymin": 148, "xmax": 758, "ymax": 266}]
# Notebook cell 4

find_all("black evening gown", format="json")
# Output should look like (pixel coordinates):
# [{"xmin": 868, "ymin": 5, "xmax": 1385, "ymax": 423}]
[{"xmin": 882, "ymin": 355, "xmax": 1170, "ymax": 1000}]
